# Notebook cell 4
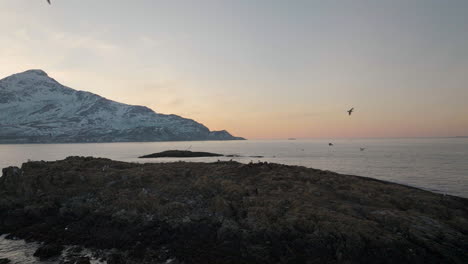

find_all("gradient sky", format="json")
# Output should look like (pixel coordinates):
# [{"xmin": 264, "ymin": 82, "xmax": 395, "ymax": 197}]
[{"xmin": 1, "ymin": 0, "xmax": 467, "ymax": 139}]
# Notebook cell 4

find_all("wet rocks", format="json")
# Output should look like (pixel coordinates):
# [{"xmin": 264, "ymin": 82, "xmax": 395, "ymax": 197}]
[
  {"xmin": 71, "ymin": 256, "xmax": 91, "ymax": 264},
  {"xmin": 59, "ymin": 256, "xmax": 91, "ymax": 264},
  {"xmin": 0, "ymin": 156, "xmax": 467, "ymax": 263},
  {"xmin": 106, "ymin": 253, "xmax": 125, "ymax": 264},
  {"xmin": 33, "ymin": 243, "xmax": 64, "ymax": 260},
  {"xmin": 0, "ymin": 258, "xmax": 11, "ymax": 264}
]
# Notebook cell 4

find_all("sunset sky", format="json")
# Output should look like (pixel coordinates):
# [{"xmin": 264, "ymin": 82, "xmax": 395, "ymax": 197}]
[{"xmin": 1, "ymin": 0, "xmax": 467, "ymax": 139}]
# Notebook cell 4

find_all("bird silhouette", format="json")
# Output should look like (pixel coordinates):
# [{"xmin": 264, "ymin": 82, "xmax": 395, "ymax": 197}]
[
  {"xmin": 329, "ymin": 143, "xmax": 333, "ymax": 146},
  {"xmin": 347, "ymin": 108, "xmax": 354, "ymax": 116},
  {"xmin": 47, "ymin": 0, "xmax": 51, "ymax": 4},
  {"xmin": 360, "ymin": 148, "xmax": 366, "ymax": 151}
]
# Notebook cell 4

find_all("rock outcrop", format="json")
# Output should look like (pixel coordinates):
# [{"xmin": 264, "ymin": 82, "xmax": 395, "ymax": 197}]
[
  {"xmin": 0, "ymin": 157, "xmax": 467, "ymax": 263},
  {"xmin": 139, "ymin": 150, "xmax": 224, "ymax": 158}
]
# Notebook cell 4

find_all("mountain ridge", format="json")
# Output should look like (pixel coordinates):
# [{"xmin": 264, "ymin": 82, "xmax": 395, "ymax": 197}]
[{"xmin": 0, "ymin": 69, "xmax": 244, "ymax": 143}]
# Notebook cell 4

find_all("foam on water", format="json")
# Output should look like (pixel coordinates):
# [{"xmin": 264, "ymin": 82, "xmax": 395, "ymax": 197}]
[
  {"xmin": 0, "ymin": 235, "xmax": 105, "ymax": 263},
  {"xmin": 0, "ymin": 235, "xmax": 44, "ymax": 264}
]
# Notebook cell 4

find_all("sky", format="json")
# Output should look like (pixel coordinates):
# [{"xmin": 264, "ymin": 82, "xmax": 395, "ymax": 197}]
[{"xmin": 1, "ymin": 0, "xmax": 467, "ymax": 139}]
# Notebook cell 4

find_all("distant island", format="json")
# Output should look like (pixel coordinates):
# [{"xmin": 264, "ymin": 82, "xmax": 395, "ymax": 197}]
[
  {"xmin": 139, "ymin": 150, "xmax": 224, "ymax": 158},
  {"xmin": 139, "ymin": 150, "xmax": 264, "ymax": 158},
  {"xmin": 0, "ymin": 70, "xmax": 244, "ymax": 143}
]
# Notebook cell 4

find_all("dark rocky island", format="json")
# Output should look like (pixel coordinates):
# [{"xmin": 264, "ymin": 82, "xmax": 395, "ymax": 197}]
[
  {"xmin": 0, "ymin": 157, "xmax": 467, "ymax": 263},
  {"xmin": 139, "ymin": 150, "xmax": 263, "ymax": 159},
  {"xmin": 139, "ymin": 150, "xmax": 224, "ymax": 158}
]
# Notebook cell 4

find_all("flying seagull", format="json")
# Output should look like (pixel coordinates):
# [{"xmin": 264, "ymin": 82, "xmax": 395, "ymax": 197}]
[
  {"xmin": 347, "ymin": 108, "xmax": 354, "ymax": 116},
  {"xmin": 328, "ymin": 143, "xmax": 333, "ymax": 146},
  {"xmin": 47, "ymin": 0, "xmax": 51, "ymax": 4},
  {"xmin": 360, "ymin": 148, "xmax": 366, "ymax": 151}
]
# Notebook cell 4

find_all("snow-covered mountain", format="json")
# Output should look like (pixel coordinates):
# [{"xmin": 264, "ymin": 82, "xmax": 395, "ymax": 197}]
[{"xmin": 0, "ymin": 70, "xmax": 244, "ymax": 143}]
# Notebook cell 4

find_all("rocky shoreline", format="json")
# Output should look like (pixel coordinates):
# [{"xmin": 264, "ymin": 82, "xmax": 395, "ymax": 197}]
[{"xmin": 0, "ymin": 157, "xmax": 467, "ymax": 263}]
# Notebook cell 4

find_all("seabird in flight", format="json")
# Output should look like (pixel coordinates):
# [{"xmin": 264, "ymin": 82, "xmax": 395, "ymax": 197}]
[
  {"xmin": 347, "ymin": 107, "xmax": 354, "ymax": 116},
  {"xmin": 328, "ymin": 143, "xmax": 333, "ymax": 146},
  {"xmin": 47, "ymin": 0, "xmax": 51, "ymax": 4},
  {"xmin": 360, "ymin": 148, "xmax": 366, "ymax": 151}
]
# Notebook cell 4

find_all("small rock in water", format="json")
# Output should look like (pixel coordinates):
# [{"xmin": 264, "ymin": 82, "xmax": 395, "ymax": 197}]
[
  {"xmin": 33, "ymin": 243, "xmax": 64, "ymax": 260},
  {"xmin": 0, "ymin": 258, "xmax": 11, "ymax": 264},
  {"xmin": 106, "ymin": 253, "xmax": 125, "ymax": 264},
  {"xmin": 74, "ymin": 256, "xmax": 91, "ymax": 264}
]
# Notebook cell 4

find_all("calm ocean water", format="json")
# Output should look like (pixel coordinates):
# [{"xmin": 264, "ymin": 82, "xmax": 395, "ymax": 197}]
[{"xmin": 0, "ymin": 138, "xmax": 467, "ymax": 198}]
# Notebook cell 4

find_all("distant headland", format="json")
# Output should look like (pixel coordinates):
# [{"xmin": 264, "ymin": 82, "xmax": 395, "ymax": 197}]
[{"xmin": 0, "ymin": 70, "xmax": 244, "ymax": 143}]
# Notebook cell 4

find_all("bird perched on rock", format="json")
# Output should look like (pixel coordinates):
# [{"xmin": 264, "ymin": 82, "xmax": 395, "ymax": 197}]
[{"xmin": 347, "ymin": 107, "xmax": 354, "ymax": 116}]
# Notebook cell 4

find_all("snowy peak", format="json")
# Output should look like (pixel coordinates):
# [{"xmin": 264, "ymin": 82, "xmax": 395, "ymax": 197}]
[
  {"xmin": 20, "ymin": 69, "xmax": 49, "ymax": 77},
  {"xmin": 0, "ymin": 70, "xmax": 244, "ymax": 143},
  {"xmin": 0, "ymin": 69, "xmax": 61, "ymax": 93},
  {"xmin": 5, "ymin": 69, "xmax": 52, "ymax": 84}
]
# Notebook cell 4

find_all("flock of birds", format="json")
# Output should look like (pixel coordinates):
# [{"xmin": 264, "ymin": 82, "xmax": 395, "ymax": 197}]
[{"xmin": 328, "ymin": 108, "xmax": 366, "ymax": 152}]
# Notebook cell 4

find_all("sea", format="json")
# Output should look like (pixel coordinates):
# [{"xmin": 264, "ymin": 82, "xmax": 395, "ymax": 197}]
[
  {"xmin": 1, "ymin": 138, "xmax": 467, "ymax": 198},
  {"xmin": 0, "ymin": 138, "xmax": 467, "ymax": 263}
]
